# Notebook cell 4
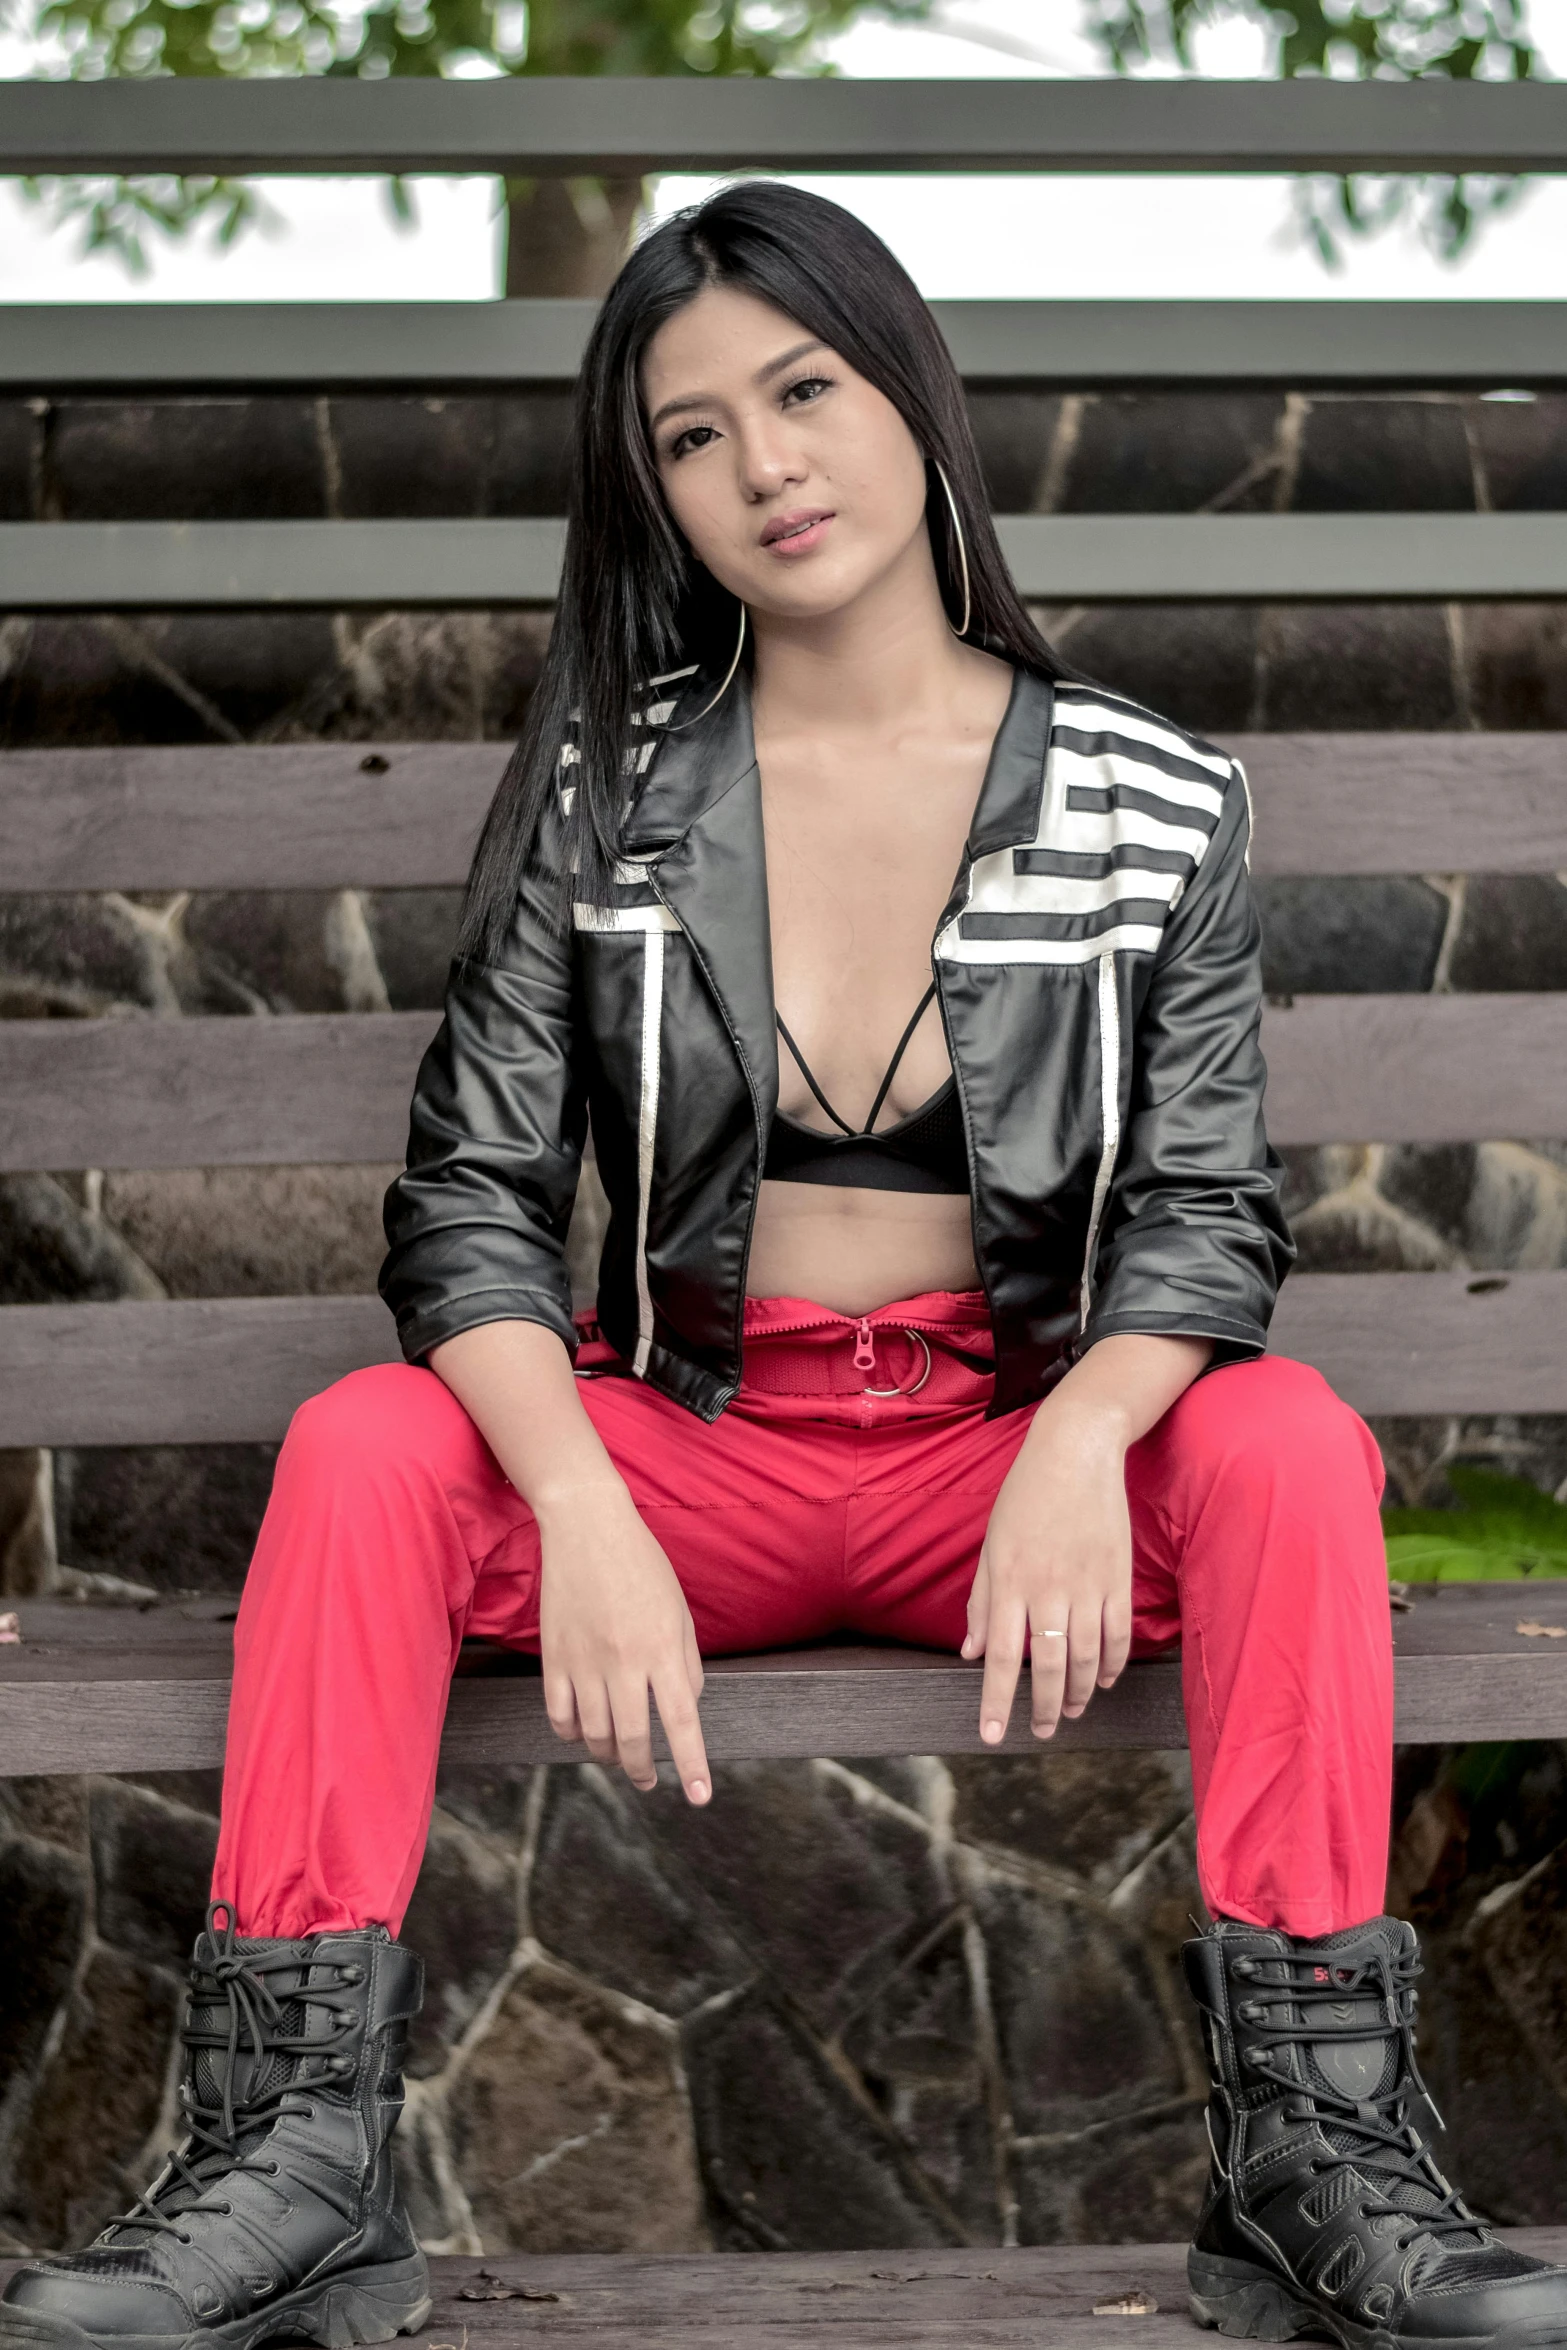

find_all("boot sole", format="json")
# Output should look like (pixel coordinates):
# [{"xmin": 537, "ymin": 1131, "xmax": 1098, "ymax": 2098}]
[
  {"xmin": 1190, "ymin": 2249, "xmax": 1329, "ymax": 2345},
  {"xmin": 0, "ymin": 2254, "xmax": 433, "ymax": 2350},
  {"xmin": 1189, "ymin": 2250, "xmax": 1567, "ymax": 2350}
]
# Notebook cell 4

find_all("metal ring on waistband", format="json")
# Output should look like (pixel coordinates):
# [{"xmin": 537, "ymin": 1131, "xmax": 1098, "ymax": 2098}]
[{"xmin": 864, "ymin": 1328, "xmax": 933, "ymax": 1399}]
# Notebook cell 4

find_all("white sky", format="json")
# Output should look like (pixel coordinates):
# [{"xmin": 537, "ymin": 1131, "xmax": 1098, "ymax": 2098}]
[{"xmin": 3, "ymin": 0, "xmax": 1567, "ymax": 301}]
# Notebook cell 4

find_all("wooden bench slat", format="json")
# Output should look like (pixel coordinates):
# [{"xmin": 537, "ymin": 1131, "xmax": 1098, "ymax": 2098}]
[
  {"xmin": 1269, "ymin": 1270, "xmax": 1567, "ymax": 1415},
  {"xmin": 0, "ymin": 741, "xmax": 499, "ymax": 893},
  {"xmin": 0, "ymin": 1273, "xmax": 1563, "ymax": 1449},
  {"xmin": 1, "ymin": 2241, "xmax": 1565, "ymax": 2345},
  {"xmin": 5, "ymin": 994, "xmax": 1567, "ymax": 1173},
  {"xmin": 0, "ymin": 2244, "xmax": 1188, "ymax": 2346},
  {"xmin": 1260, "ymin": 994, "xmax": 1567, "ymax": 1147},
  {"xmin": 3, "ymin": 1583, "xmax": 1565, "ymax": 1777},
  {"xmin": 0, "ymin": 1295, "xmax": 399, "ymax": 1448},
  {"xmin": 5, "ymin": 737, "xmax": 1562, "ymax": 895},
  {"xmin": 8, "ymin": 514, "xmax": 1567, "ymax": 611},
  {"xmin": 1239, "ymin": 732, "xmax": 1567, "ymax": 877},
  {"xmin": 404, "ymin": 2234, "xmax": 1567, "ymax": 2347},
  {"xmin": 0, "ymin": 1011, "xmax": 435, "ymax": 1172}
]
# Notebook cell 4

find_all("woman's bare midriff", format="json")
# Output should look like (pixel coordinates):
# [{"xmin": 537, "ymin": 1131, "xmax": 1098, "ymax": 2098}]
[{"xmin": 746, "ymin": 1178, "xmax": 980, "ymax": 1314}]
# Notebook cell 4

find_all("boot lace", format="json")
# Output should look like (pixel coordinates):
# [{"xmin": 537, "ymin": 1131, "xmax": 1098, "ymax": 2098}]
[
  {"xmin": 1232, "ymin": 1941, "xmax": 1482, "ymax": 2252},
  {"xmin": 106, "ymin": 1902, "xmax": 365, "ymax": 2247}
]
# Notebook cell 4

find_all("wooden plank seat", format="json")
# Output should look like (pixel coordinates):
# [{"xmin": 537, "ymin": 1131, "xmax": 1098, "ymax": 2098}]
[
  {"xmin": 1, "ymin": 2234, "xmax": 1565, "ymax": 2347},
  {"xmin": 3, "ymin": 1581, "xmax": 1567, "ymax": 1781},
  {"xmin": 3, "ymin": 722, "xmax": 1566, "ymax": 1771}
]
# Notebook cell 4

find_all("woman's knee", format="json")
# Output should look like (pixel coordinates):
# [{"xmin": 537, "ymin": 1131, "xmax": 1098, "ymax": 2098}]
[
  {"xmin": 280, "ymin": 1362, "xmax": 471, "ymax": 1492},
  {"xmin": 1172, "ymin": 1354, "xmax": 1384, "ymax": 1502}
]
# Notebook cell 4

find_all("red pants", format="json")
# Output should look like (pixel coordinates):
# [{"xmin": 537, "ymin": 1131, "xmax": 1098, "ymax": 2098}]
[{"xmin": 213, "ymin": 1292, "xmax": 1393, "ymax": 1944}]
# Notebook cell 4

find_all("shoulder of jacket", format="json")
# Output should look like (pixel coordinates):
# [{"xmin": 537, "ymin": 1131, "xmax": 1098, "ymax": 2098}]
[
  {"xmin": 1049, "ymin": 678, "xmax": 1243, "ymax": 804},
  {"xmin": 553, "ymin": 664, "xmax": 698, "ymax": 815}
]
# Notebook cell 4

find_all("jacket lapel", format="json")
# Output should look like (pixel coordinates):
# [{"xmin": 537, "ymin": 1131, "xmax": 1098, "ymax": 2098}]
[
  {"xmin": 620, "ymin": 660, "xmax": 1055, "ymax": 1126},
  {"xmin": 966, "ymin": 665, "xmax": 1055, "ymax": 859},
  {"xmin": 630, "ymin": 672, "xmax": 778, "ymax": 1125}
]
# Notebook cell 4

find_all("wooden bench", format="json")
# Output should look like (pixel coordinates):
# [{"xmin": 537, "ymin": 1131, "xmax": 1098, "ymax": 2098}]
[{"xmin": 2, "ymin": 726, "xmax": 1567, "ymax": 1766}]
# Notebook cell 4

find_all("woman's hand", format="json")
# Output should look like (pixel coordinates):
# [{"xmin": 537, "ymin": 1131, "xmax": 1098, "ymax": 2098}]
[
  {"xmin": 965, "ymin": 1401, "xmax": 1133, "ymax": 1743},
  {"xmin": 427, "ymin": 1318, "xmax": 712, "ymax": 1805},
  {"xmin": 963, "ymin": 1332, "xmax": 1213, "ymax": 1744},
  {"xmin": 536, "ymin": 1479, "xmax": 711, "ymax": 1802}
]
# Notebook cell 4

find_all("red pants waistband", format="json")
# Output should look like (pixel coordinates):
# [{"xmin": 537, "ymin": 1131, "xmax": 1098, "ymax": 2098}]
[{"xmin": 579, "ymin": 1290, "xmax": 995, "ymax": 1402}]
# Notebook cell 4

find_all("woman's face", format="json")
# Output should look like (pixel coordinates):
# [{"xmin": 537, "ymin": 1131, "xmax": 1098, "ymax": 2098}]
[{"xmin": 642, "ymin": 283, "xmax": 933, "ymax": 627}]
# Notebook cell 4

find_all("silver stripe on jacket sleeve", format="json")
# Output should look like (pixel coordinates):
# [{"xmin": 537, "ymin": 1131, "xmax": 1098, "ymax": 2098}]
[
  {"xmin": 936, "ymin": 916, "xmax": 1165, "ymax": 965},
  {"xmin": 1231, "ymin": 754, "xmax": 1255, "ymax": 872},
  {"xmin": 633, "ymin": 927, "xmax": 666, "ymax": 1379},
  {"xmin": 1078, "ymin": 948, "xmax": 1122, "ymax": 1335},
  {"xmin": 1052, "ymin": 691, "xmax": 1233, "ymax": 781}
]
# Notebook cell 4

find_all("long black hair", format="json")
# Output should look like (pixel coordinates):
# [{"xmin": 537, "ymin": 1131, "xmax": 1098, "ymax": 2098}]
[{"xmin": 459, "ymin": 179, "xmax": 1068, "ymax": 961}]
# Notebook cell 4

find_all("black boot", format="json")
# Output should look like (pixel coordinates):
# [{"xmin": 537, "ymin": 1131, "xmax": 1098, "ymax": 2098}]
[
  {"xmin": 1, "ymin": 1904, "xmax": 431, "ymax": 2350},
  {"xmin": 1183, "ymin": 1916, "xmax": 1567, "ymax": 2350}
]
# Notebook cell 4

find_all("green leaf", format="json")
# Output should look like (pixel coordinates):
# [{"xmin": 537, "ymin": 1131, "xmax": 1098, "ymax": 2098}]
[
  {"xmin": 16, "ymin": 0, "xmax": 943, "ymax": 273},
  {"xmin": 1384, "ymin": 1467, "xmax": 1567, "ymax": 1583},
  {"xmin": 1081, "ymin": 0, "xmax": 1534, "ymax": 260}
]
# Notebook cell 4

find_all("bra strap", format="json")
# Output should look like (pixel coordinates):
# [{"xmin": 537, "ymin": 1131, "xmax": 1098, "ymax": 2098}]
[
  {"xmin": 775, "ymin": 1015, "xmax": 857, "ymax": 1137},
  {"xmin": 862, "ymin": 982, "xmax": 938, "ymax": 1135},
  {"xmin": 776, "ymin": 979, "xmax": 939, "ymax": 1138}
]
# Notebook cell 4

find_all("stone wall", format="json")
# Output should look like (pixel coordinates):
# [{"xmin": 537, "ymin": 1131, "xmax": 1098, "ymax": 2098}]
[{"xmin": 4, "ymin": 379, "xmax": 1567, "ymax": 2255}]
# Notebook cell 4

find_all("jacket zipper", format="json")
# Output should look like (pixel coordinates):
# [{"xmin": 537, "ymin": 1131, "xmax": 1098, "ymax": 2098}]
[
  {"xmin": 649, "ymin": 869, "xmax": 765, "ymax": 1415},
  {"xmin": 1078, "ymin": 946, "xmax": 1122, "ymax": 1335},
  {"xmin": 630, "ymin": 923, "xmax": 666, "ymax": 1378},
  {"xmin": 931, "ymin": 927, "xmax": 999, "ymax": 1352}
]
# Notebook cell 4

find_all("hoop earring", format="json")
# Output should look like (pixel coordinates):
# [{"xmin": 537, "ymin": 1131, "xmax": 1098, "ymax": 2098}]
[
  {"xmin": 669, "ymin": 603, "xmax": 747, "ymax": 730},
  {"xmin": 933, "ymin": 459, "xmax": 972, "ymax": 642}
]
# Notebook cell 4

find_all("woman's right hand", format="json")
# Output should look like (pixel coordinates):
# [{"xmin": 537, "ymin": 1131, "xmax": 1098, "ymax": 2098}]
[
  {"xmin": 427, "ymin": 1319, "xmax": 712, "ymax": 1808},
  {"xmin": 536, "ymin": 1480, "xmax": 711, "ymax": 1804}
]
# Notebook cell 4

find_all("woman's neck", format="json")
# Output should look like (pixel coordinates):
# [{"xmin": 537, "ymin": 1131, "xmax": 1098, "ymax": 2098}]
[{"xmin": 749, "ymin": 543, "xmax": 990, "ymax": 744}]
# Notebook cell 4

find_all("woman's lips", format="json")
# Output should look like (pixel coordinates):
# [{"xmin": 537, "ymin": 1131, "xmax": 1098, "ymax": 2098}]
[{"xmin": 760, "ymin": 509, "xmax": 835, "ymax": 556}]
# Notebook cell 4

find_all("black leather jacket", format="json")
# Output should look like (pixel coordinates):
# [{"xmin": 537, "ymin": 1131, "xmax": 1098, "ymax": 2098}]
[{"xmin": 381, "ymin": 664, "xmax": 1294, "ymax": 1420}]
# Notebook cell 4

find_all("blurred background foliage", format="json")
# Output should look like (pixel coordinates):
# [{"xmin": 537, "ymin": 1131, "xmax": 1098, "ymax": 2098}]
[
  {"xmin": 1386, "ymin": 1465, "xmax": 1567, "ymax": 1583},
  {"xmin": 0, "ymin": 0, "xmax": 1543, "ymax": 291}
]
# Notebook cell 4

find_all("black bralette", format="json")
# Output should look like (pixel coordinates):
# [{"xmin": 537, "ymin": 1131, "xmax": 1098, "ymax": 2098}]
[{"xmin": 763, "ymin": 985, "xmax": 971, "ymax": 1197}]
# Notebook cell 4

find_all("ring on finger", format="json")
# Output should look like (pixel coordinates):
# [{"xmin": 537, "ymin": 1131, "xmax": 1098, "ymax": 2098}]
[{"xmin": 1038, "ymin": 1628, "xmax": 1067, "ymax": 1641}]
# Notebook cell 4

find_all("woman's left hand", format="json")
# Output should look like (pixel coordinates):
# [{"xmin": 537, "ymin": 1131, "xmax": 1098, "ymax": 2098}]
[
  {"xmin": 964, "ymin": 1399, "xmax": 1134, "ymax": 1744},
  {"xmin": 961, "ymin": 1331, "xmax": 1213, "ymax": 1745}
]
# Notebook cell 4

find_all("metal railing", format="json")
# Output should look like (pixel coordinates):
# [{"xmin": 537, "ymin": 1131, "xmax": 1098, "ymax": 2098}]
[
  {"xmin": 3, "ymin": 76, "xmax": 1564, "ymax": 610},
  {"xmin": 5, "ymin": 297, "xmax": 1567, "ymax": 390},
  {"xmin": 5, "ymin": 73, "xmax": 1567, "ymax": 174}
]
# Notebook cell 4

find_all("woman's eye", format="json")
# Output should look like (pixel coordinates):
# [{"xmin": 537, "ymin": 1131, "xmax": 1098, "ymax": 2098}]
[
  {"xmin": 668, "ymin": 423, "xmax": 718, "ymax": 460},
  {"xmin": 782, "ymin": 374, "xmax": 832, "ymax": 409}
]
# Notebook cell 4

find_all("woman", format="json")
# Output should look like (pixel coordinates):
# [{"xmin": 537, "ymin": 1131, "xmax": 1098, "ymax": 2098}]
[{"xmin": 7, "ymin": 182, "xmax": 1564, "ymax": 2350}]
